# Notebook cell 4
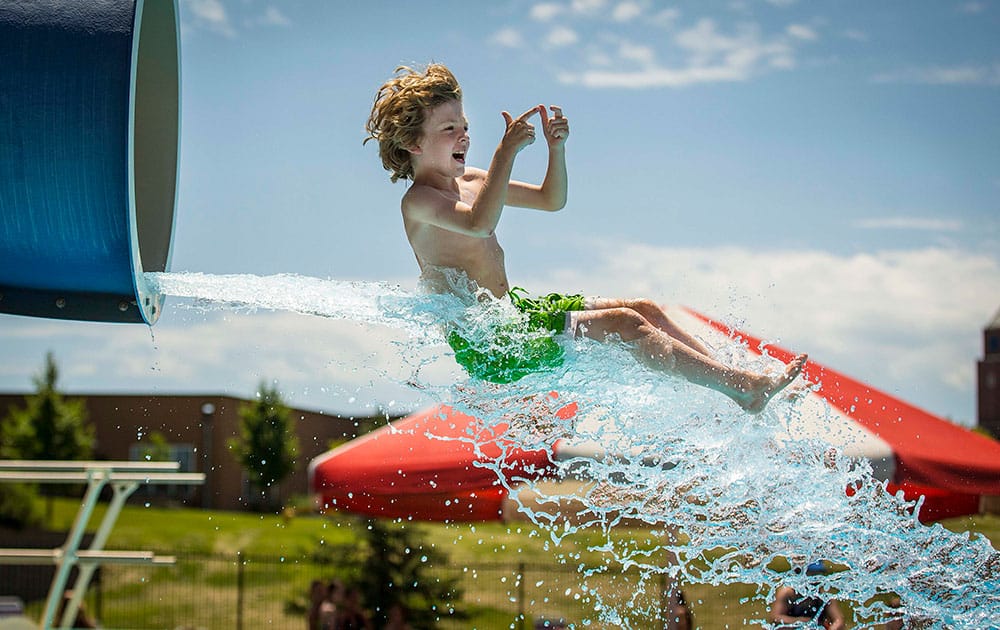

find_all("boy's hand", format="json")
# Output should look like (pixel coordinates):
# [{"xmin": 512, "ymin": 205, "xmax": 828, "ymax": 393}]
[
  {"xmin": 540, "ymin": 105, "xmax": 569, "ymax": 148},
  {"xmin": 500, "ymin": 106, "xmax": 540, "ymax": 154}
]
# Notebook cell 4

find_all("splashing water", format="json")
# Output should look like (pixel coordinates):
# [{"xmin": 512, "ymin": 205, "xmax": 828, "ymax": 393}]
[{"xmin": 148, "ymin": 271, "xmax": 999, "ymax": 628}]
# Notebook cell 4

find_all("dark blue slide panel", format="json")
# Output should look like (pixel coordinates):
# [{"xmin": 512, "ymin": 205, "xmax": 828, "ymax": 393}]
[{"xmin": 0, "ymin": 1, "xmax": 179, "ymax": 324}]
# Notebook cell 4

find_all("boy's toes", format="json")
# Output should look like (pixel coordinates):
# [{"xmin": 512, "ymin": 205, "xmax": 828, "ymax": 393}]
[{"xmin": 787, "ymin": 354, "xmax": 807, "ymax": 379}]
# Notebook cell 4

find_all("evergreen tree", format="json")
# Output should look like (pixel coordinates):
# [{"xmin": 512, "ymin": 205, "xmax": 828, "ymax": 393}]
[
  {"xmin": 356, "ymin": 519, "xmax": 465, "ymax": 628},
  {"xmin": 307, "ymin": 518, "xmax": 465, "ymax": 628},
  {"xmin": 0, "ymin": 353, "xmax": 93, "ymax": 527},
  {"xmin": 0, "ymin": 482, "xmax": 43, "ymax": 530},
  {"xmin": 0, "ymin": 352, "xmax": 93, "ymax": 461},
  {"xmin": 228, "ymin": 381, "xmax": 299, "ymax": 511}
]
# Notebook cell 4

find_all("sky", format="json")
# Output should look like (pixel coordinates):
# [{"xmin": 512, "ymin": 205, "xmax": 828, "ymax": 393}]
[{"xmin": 1, "ymin": 0, "xmax": 999, "ymax": 426}]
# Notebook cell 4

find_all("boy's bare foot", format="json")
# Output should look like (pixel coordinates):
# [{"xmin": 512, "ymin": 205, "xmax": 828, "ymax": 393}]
[{"xmin": 738, "ymin": 354, "xmax": 808, "ymax": 414}]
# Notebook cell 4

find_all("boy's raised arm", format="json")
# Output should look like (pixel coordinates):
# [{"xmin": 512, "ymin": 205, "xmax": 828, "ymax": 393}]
[
  {"xmin": 403, "ymin": 180, "xmax": 493, "ymax": 237},
  {"xmin": 403, "ymin": 107, "xmax": 541, "ymax": 237},
  {"xmin": 507, "ymin": 105, "xmax": 569, "ymax": 212}
]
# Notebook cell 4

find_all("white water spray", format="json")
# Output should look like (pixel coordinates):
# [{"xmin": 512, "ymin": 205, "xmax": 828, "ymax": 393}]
[{"xmin": 147, "ymin": 271, "xmax": 999, "ymax": 629}]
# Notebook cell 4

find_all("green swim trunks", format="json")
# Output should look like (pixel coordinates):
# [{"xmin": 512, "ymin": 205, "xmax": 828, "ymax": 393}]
[{"xmin": 447, "ymin": 287, "xmax": 586, "ymax": 383}]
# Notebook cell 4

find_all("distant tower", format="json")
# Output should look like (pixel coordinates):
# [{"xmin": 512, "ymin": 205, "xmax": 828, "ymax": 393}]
[{"xmin": 979, "ymin": 307, "xmax": 1000, "ymax": 438}]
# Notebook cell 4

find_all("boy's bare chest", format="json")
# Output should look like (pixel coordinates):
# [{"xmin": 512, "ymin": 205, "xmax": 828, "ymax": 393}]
[
  {"xmin": 455, "ymin": 178, "xmax": 482, "ymax": 205},
  {"xmin": 412, "ymin": 221, "xmax": 503, "ymax": 262}
]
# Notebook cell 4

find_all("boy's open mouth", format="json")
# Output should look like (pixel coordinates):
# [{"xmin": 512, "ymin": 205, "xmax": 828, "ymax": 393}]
[{"xmin": 452, "ymin": 151, "xmax": 465, "ymax": 164}]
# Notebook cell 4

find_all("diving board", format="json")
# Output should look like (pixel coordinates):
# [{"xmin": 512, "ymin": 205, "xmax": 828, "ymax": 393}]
[
  {"xmin": 0, "ymin": 460, "xmax": 203, "ymax": 630},
  {"xmin": 0, "ymin": 0, "xmax": 180, "ymax": 324}
]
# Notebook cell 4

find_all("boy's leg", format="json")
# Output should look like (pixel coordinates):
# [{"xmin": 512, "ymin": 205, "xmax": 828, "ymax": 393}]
[
  {"xmin": 569, "ymin": 307, "xmax": 806, "ymax": 414},
  {"xmin": 585, "ymin": 298, "xmax": 711, "ymax": 356}
]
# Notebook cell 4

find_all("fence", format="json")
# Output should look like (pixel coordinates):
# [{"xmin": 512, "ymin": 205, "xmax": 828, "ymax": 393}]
[{"xmin": 16, "ymin": 549, "xmax": 680, "ymax": 629}]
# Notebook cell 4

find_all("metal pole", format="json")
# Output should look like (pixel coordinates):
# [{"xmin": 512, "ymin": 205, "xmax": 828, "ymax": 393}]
[
  {"xmin": 41, "ymin": 468, "xmax": 110, "ymax": 629},
  {"xmin": 201, "ymin": 403, "xmax": 215, "ymax": 509},
  {"xmin": 94, "ymin": 568, "xmax": 102, "ymax": 624},
  {"xmin": 517, "ymin": 562, "xmax": 525, "ymax": 630},
  {"xmin": 61, "ymin": 480, "xmax": 139, "ymax": 627},
  {"xmin": 236, "ymin": 551, "xmax": 244, "ymax": 630},
  {"xmin": 659, "ymin": 573, "xmax": 668, "ymax": 630}
]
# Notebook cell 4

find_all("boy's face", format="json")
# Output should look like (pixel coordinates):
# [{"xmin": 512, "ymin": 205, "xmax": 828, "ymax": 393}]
[{"xmin": 411, "ymin": 99, "xmax": 469, "ymax": 177}]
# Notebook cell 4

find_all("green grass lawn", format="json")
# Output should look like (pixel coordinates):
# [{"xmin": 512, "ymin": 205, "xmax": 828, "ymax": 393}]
[
  {"xmin": 938, "ymin": 512, "xmax": 1000, "ymax": 547},
  {"xmin": 27, "ymin": 498, "xmax": 1000, "ymax": 629},
  {"xmin": 42, "ymin": 497, "xmax": 352, "ymax": 555}
]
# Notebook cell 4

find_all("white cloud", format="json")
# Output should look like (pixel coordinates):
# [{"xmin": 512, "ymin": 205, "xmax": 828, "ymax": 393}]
[
  {"xmin": 571, "ymin": 0, "xmax": 607, "ymax": 15},
  {"xmin": 674, "ymin": 18, "xmax": 736, "ymax": 59},
  {"xmin": 508, "ymin": 5, "xmax": 814, "ymax": 89},
  {"xmin": 853, "ymin": 217, "xmax": 963, "ymax": 232},
  {"xmin": 491, "ymin": 28, "xmax": 525, "ymax": 48},
  {"xmin": 769, "ymin": 55, "xmax": 795, "ymax": 70},
  {"xmin": 677, "ymin": 19, "xmax": 793, "ymax": 70},
  {"xmin": 562, "ymin": 66, "xmax": 720, "ymax": 88},
  {"xmin": 546, "ymin": 26, "xmax": 580, "ymax": 48},
  {"xmin": 842, "ymin": 28, "xmax": 868, "ymax": 42},
  {"xmin": 258, "ymin": 6, "xmax": 291, "ymax": 27},
  {"xmin": 612, "ymin": 1, "xmax": 644, "ymax": 22},
  {"xmin": 651, "ymin": 8, "xmax": 681, "ymax": 27},
  {"xmin": 561, "ymin": 19, "xmax": 798, "ymax": 88},
  {"xmin": 871, "ymin": 64, "xmax": 1000, "ymax": 86},
  {"xmin": 618, "ymin": 41, "xmax": 656, "ymax": 65},
  {"xmin": 586, "ymin": 49, "xmax": 614, "ymax": 67},
  {"xmin": 786, "ymin": 24, "xmax": 817, "ymax": 41},
  {"xmin": 958, "ymin": 2, "xmax": 986, "ymax": 13},
  {"xmin": 530, "ymin": 2, "xmax": 564, "ymax": 21},
  {"xmin": 183, "ymin": 0, "xmax": 235, "ymax": 37}
]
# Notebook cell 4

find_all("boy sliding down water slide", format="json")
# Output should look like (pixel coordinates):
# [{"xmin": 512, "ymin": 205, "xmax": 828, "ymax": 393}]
[{"xmin": 364, "ymin": 64, "xmax": 806, "ymax": 414}]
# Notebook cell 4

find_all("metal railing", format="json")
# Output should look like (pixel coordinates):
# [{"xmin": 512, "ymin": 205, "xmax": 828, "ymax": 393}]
[
  {"xmin": 0, "ymin": 460, "xmax": 204, "ymax": 629},
  {"xmin": 18, "ymin": 549, "xmax": 675, "ymax": 629}
]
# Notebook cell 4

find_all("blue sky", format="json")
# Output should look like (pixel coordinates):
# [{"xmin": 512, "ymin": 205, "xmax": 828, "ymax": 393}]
[{"xmin": 1, "ymin": 0, "xmax": 999, "ymax": 425}]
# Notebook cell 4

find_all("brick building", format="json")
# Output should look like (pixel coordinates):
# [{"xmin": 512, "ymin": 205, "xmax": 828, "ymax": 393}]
[
  {"xmin": 980, "ymin": 307, "xmax": 1000, "ymax": 438},
  {"xmin": 0, "ymin": 393, "xmax": 393, "ymax": 511}
]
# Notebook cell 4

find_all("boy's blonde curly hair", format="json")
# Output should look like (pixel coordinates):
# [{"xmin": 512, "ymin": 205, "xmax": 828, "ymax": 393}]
[{"xmin": 364, "ymin": 64, "xmax": 462, "ymax": 183}]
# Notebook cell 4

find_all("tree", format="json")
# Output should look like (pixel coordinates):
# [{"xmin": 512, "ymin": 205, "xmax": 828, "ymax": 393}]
[
  {"xmin": 0, "ymin": 482, "xmax": 43, "ymax": 530},
  {"xmin": 356, "ymin": 519, "xmax": 465, "ymax": 628},
  {"xmin": 0, "ymin": 352, "xmax": 93, "ymax": 527},
  {"xmin": 308, "ymin": 518, "xmax": 465, "ymax": 628},
  {"xmin": 0, "ymin": 352, "xmax": 94, "ymax": 461},
  {"xmin": 228, "ymin": 381, "xmax": 299, "ymax": 511}
]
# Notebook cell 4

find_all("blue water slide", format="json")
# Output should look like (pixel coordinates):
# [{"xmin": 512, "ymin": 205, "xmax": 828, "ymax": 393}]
[{"xmin": 0, "ymin": 0, "xmax": 180, "ymax": 324}]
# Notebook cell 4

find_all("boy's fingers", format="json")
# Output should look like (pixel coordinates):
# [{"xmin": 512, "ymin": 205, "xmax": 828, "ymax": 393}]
[
  {"xmin": 550, "ymin": 105, "xmax": 563, "ymax": 119},
  {"xmin": 502, "ymin": 111, "xmax": 513, "ymax": 126},
  {"xmin": 516, "ymin": 105, "xmax": 541, "ymax": 122},
  {"xmin": 538, "ymin": 104, "xmax": 549, "ymax": 126}
]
